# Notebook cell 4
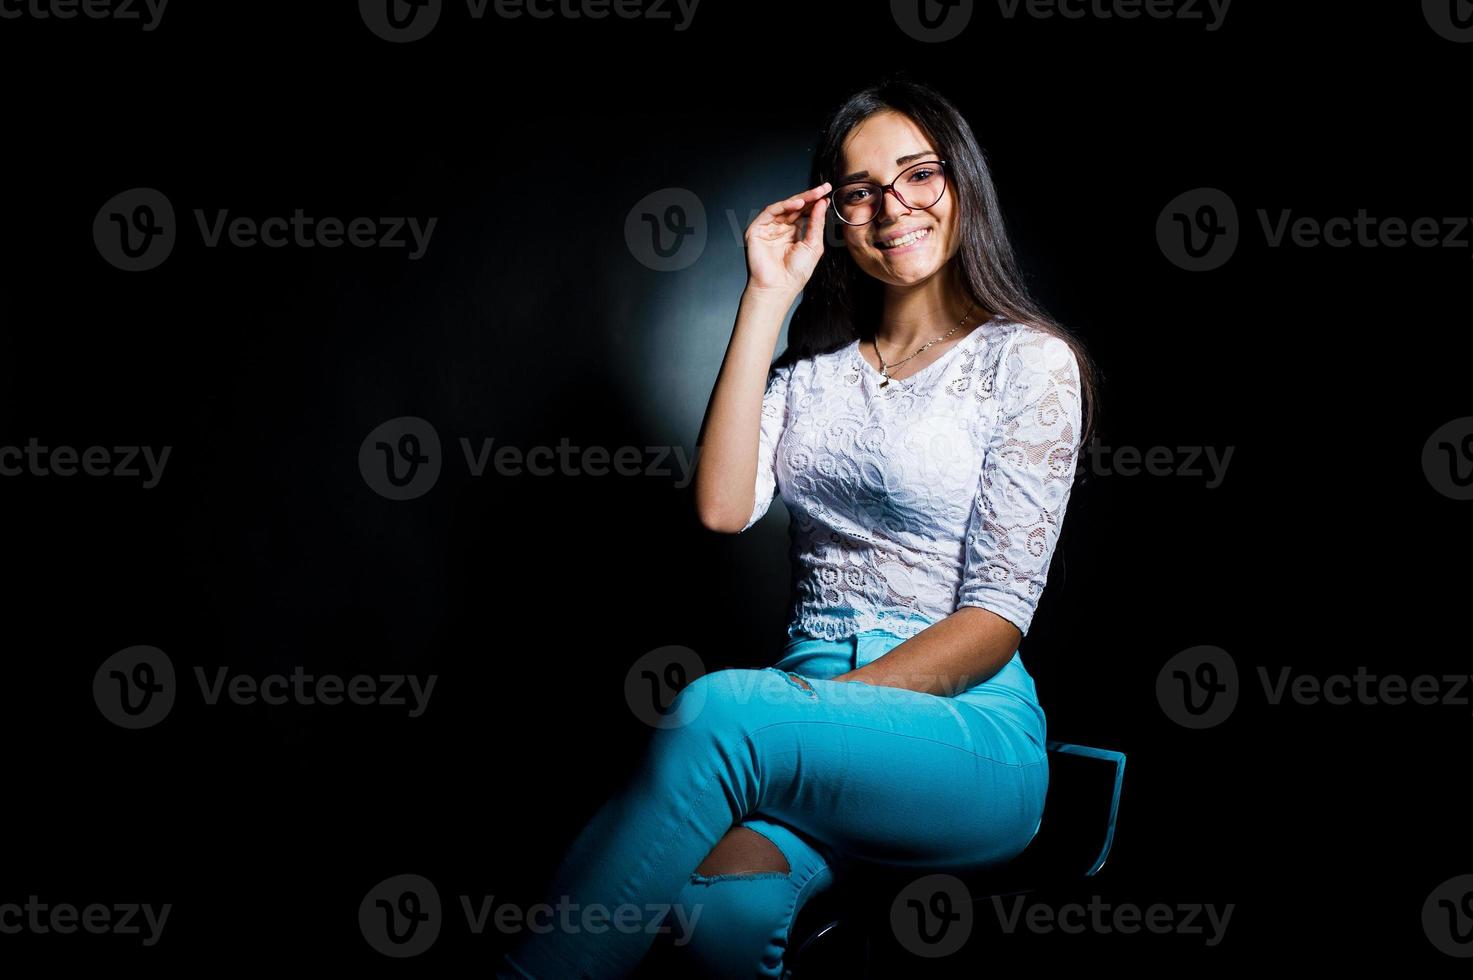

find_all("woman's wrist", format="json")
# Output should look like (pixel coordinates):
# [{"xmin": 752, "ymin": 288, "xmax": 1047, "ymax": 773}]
[{"xmin": 741, "ymin": 283, "xmax": 801, "ymax": 309}]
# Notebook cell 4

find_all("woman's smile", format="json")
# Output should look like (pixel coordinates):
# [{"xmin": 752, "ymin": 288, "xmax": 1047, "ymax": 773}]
[{"xmin": 875, "ymin": 225, "xmax": 933, "ymax": 254}]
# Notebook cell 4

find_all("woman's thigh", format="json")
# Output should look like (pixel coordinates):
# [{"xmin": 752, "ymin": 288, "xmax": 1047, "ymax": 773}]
[{"xmin": 664, "ymin": 666, "xmax": 1047, "ymax": 871}]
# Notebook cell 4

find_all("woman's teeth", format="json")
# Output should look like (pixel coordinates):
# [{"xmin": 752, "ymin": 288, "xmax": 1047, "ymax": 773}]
[{"xmin": 879, "ymin": 228, "xmax": 930, "ymax": 249}]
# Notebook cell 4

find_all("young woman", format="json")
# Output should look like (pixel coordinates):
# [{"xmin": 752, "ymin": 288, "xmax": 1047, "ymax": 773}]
[{"xmin": 497, "ymin": 74, "xmax": 1098, "ymax": 979}]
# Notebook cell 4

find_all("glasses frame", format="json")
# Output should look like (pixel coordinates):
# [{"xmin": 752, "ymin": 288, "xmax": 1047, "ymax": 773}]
[{"xmin": 825, "ymin": 158, "xmax": 950, "ymax": 227}]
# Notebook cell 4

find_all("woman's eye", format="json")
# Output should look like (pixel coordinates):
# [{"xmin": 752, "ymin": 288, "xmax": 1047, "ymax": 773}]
[
  {"xmin": 841, "ymin": 187, "xmax": 872, "ymax": 204},
  {"xmin": 908, "ymin": 168, "xmax": 936, "ymax": 182}
]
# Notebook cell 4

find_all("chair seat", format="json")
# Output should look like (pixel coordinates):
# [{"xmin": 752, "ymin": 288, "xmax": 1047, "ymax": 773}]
[{"xmin": 785, "ymin": 740, "xmax": 1126, "ymax": 977}]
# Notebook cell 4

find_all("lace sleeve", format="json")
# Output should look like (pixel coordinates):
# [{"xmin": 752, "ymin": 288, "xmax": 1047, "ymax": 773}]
[
  {"xmin": 955, "ymin": 328, "xmax": 1083, "ymax": 635},
  {"xmin": 736, "ymin": 360, "xmax": 794, "ymax": 534}
]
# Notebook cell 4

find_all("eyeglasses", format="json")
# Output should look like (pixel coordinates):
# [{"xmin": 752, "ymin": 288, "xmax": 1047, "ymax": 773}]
[{"xmin": 825, "ymin": 159, "xmax": 949, "ymax": 226}]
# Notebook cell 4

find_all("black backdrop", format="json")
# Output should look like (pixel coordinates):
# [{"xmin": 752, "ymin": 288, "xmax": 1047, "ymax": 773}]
[{"xmin": 2, "ymin": 1, "xmax": 1469, "ymax": 972}]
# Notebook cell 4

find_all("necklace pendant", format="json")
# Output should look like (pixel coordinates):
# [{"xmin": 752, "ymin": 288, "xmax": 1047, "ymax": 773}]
[{"xmin": 879, "ymin": 372, "xmax": 890, "ymax": 388}]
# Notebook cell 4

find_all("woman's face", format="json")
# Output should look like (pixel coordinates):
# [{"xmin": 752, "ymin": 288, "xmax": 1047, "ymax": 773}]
[{"xmin": 832, "ymin": 109, "xmax": 960, "ymax": 287}]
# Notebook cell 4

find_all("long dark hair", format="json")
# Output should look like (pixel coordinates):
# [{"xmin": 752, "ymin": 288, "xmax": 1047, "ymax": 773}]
[{"xmin": 778, "ymin": 72, "xmax": 1100, "ymax": 447}]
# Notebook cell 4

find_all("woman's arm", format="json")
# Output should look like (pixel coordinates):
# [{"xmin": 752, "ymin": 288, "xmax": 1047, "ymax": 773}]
[
  {"xmin": 832, "ymin": 606, "xmax": 1021, "ymax": 695},
  {"xmin": 692, "ymin": 285, "xmax": 800, "ymax": 533},
  {"xmin": 693, "ymin": 182, "xmax": 830, "ymax": 534}
]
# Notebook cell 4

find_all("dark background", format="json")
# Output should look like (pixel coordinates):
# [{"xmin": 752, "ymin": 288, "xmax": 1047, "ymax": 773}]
[{"xmin": 2, "ymin": 0, "xmax": 1468, "ymax": 971}]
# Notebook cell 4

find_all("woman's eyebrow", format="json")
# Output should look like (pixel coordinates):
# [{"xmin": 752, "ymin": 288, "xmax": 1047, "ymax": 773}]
[{"xmin": 836, "ymin": 150, "xmax": 936, "ymax": 184}]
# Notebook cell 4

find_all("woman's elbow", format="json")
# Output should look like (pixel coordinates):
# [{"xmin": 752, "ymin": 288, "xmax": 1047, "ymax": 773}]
[
  {"xmin": 694, "ymin": 496, "xmax": 751, "ymax": 535},
  {"xmin": 698, "ymin": 504, "xmax": 754, "ymax": 536}
]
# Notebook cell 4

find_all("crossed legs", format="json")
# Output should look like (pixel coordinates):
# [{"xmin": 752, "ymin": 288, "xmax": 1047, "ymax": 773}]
[{"xmin": 496, "ymin": 664, "xmax": 1046, "ymax": 979}]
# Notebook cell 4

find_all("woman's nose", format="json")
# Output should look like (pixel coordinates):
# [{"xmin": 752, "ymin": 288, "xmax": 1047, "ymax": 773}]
[{"xmin": 880, "ymin": 187, "xmax": 913, "ymax": 218}]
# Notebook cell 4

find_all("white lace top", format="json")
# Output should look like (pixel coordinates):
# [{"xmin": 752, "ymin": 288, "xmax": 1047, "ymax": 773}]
[{"xmin": 741, "ymin": 313, "xmax": 1083, "ymax": 642}]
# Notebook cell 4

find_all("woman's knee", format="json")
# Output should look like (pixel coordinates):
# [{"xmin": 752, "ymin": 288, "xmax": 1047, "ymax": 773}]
[{"xmin": 662, "ymin": 871, "xmax": 801, "ymax": 979}]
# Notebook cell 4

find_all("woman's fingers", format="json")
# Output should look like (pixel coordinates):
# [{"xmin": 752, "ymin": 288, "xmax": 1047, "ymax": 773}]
[
  {"xmin": 801, "ymin": 194, "xmax": 828, "ymax": 251},
  {"xmin": 762, "ymin": 181, "xmax": 833, "ymax": 220}
]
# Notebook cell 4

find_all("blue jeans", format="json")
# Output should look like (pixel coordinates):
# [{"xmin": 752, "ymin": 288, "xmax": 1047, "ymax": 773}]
[{"xmin": 496, "ymin": 627, "xmax": 1048, "ymax": 979}]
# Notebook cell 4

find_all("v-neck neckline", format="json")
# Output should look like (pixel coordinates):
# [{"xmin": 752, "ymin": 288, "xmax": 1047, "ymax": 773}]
[{"xmin": 853, "ymin": 313, "xmax": 1001, "ymax": 388}]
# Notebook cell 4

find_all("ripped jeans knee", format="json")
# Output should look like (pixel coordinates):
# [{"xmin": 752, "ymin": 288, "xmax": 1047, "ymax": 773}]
[
  {"xmin": 765, "ymin": 666, "xmax": 817, "ymax": 698},
  {"xmin": 688, "ymin": 867, "xmax": 791, "ymax": 885}
]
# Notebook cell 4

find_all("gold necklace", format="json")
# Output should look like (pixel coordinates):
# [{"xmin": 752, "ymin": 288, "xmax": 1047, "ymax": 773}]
[{"xmin": 873, "ymin": 301, "xmax": 977, "ymax": 388}]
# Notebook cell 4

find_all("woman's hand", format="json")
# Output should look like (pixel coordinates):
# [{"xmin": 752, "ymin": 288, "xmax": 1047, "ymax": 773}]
[{"xmin": 743, "ymin": 181, "xmax": 830, "ymax": 297}]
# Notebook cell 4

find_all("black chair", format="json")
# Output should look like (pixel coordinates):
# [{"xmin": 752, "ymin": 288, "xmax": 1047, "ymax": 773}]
[{"xmin": 783, "ymin": 739, "xmax": 1127, "ymax": 978}]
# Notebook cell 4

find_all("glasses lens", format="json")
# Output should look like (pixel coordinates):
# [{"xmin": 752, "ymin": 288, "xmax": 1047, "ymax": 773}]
[
  {"xmin": 833, "ymin": 182, "xmax": 882, "ymax": 225},
  {"xmin": 894, "ymin": 161, "xmax": 945, "ymax": 210}
]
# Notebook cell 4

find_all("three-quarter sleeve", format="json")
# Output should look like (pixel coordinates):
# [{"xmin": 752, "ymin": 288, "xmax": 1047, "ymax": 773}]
[
  {"xmin": 955, "ymin": 328, "xmax": 1083, "ymax": 635},
  {"xmin": 736, "ymin": 360, "xmax": 794, "ymax": 534}
]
